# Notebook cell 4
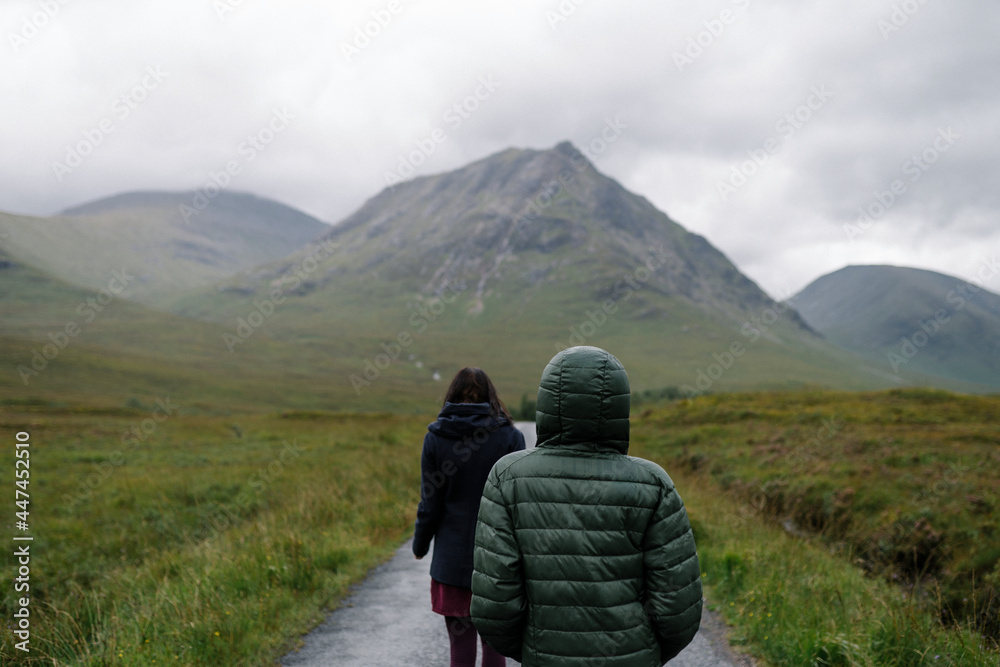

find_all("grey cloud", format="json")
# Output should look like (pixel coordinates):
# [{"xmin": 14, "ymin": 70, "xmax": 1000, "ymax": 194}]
[{"xmin": 0, "ymin": 0, "xmax": 997, "ymax": 295}]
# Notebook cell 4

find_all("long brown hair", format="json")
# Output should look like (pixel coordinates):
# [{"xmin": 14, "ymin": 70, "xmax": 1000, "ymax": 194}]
[{"xmin": 443, "ymin": 367, "xmax": 513, "ymax": 423}]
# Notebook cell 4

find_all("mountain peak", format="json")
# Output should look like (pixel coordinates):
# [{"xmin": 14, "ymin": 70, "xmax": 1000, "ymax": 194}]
[
  {"xmin": 310, "ymin": 142, "xmax": 784, "ymax": 323},
  {"xmin": 551, "ymin": 139, "xmax": 586, "ymax": 160}
]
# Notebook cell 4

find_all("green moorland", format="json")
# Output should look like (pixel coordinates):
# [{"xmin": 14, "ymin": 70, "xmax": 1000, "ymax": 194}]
[
  {"xmin": 1, "ymin": 389, "xmax": 998, "ymax": 665},
  {"xmin": 0, "ymin": 405, "xmax": 428, "ymax": 664},
  {"xmin": 632, "ymin": 388, "xmax": 1000, "ymax": 666}
]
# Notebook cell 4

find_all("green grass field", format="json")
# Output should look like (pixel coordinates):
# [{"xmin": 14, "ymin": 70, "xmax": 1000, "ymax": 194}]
[
  {"xmin": 1, "ymin": 389, "xmax": 998, "ymax": 665},
  {"xmin": 0, "ymin": 406, "xmax": 426, "ymax": 664},
  {"xmin": 633, "ymin": 389, "xmax": 1000, "ymax": 665}
]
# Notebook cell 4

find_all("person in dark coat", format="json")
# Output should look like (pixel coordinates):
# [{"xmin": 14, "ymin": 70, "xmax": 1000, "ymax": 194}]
[
  {"xmin": 471, "ymin": 346, "xmax": 703, "ymax": 666},
  {"xmin": 413, "ymin": 366, "xmax": 526, "ymax": 667}
]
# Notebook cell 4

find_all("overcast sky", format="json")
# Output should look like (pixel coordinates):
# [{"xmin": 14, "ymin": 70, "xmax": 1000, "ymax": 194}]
[{"xmin": 2, "ymin": 0, "xmax": 997, "ymax": 297}]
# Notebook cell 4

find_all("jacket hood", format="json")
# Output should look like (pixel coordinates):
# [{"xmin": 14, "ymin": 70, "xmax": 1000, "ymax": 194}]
[
  {"xmin": 536, "ymin": 346, "xmax": 630, "ymax": 454},
  {"xmin": 429, "ymin": 402, "xmax": 509, "ymax": 439}
]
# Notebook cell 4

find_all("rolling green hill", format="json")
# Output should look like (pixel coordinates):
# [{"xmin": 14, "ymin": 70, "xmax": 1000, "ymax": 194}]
[
  {"xmin": 0, "ymin": 191, "xmax": 329, "ymax": 306},
  {"xmin": 0, "ymin": 243, "xmax": 353, "ymax": 412},
  {"xmin": 790, "ymin": 265, "xmax": 1000, "ymax": 389}
]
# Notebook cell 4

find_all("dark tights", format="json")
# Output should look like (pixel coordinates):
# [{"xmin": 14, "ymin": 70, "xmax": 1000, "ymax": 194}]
[{"xmin": 445, "ymin": 616, "xmax": 506, "ymax": 667}]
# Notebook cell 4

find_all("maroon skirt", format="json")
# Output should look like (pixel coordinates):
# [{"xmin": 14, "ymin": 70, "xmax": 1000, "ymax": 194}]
[{"xmin": 430, "ymin": 578, "xmax": 473, "ymax": 617}]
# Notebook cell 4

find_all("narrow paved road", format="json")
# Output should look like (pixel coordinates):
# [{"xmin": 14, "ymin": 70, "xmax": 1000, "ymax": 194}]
[{"xmin": 281, "ymin": 423, "xmax": 752, "ymax": 666}]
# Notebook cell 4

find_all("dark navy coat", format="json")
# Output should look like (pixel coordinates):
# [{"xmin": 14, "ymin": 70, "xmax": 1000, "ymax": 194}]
[{"xmin": 413, "ymin": 402, "xmax": 525, "ymax": 588}]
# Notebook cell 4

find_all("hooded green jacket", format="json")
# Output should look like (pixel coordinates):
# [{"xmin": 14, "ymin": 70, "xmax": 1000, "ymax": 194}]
[{"xmin": 471, "ymin": 346, "xmax": 702, "ymax": 665}]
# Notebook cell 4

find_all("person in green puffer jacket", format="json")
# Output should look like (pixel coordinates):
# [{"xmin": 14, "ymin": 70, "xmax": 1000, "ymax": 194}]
[{"xmin": 471, "ymin": 346, "xmax": 702, "ymax": 666}]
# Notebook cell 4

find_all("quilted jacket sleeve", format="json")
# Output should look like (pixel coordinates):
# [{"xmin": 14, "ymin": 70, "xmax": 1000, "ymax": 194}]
[
  {"xmin": 643, "ymin": 481, "xmax": 703, "ymax": 663},
  {"xmin": 470, "ymin": 465, "xmax": 525, "ymax": 661},
  {"xmin": 412, "ymin": 435, "xmax": 443, "ymax": 559}
]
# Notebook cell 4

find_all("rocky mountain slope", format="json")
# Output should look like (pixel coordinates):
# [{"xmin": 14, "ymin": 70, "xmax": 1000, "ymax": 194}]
[{"xmin": 168, "ymin": 143, "xmax": 903, "ymax": 401}]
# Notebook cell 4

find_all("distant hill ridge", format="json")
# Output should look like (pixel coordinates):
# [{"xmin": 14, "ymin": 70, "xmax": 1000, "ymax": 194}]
[
  {"xmin": 0, "ymin": 190, "xmax": 329, "ymax": 305},
  {"xmin": 790, "ymin": 264, "xmax": 1000, "ymax": 389},
  {"xmin": 60, "ymin": 190, "xmax": 327, "ymax": 230}
]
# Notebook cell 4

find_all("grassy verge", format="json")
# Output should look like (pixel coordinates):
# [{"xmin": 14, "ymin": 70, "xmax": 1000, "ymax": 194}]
[
  {"xmin": 0, "ymin": 406, "xmax": 426, "ymax": 665},
  {"xmin": 631, "ymin": 388, "xmax": 1000, "ymax": 666},
  {"xmin": 658, "ymin": 466, "xmax": 998, "ymax": 666}
]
